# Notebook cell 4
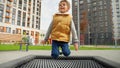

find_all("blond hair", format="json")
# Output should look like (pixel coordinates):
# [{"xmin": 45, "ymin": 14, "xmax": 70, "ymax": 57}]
[{"xmin": 59, "ymin": 0, "xmax": 70, "ymax": 10}]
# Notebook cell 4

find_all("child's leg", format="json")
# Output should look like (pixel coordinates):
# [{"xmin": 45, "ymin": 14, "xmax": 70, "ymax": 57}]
[
  {"xmin": 61, "ymin": 43, "xmax": 71, "ymax": 56},
  {"xmin": 51, "ymin": 40, "xmax": 59, "ymax": 59}
]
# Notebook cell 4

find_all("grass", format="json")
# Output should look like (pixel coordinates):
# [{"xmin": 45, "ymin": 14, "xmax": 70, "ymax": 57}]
[{"xmin": 0, "ymin": 44, "xmax": 120, "ymax": 51}]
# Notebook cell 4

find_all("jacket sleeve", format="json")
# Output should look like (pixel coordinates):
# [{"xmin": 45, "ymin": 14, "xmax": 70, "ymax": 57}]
[
  {"xmin": 71, "ymin": 20, "xmax": 79, "ymax": 43},
  {"xmin": 44, "ymin": 21, "xmax": 53, "ymax": 41}
]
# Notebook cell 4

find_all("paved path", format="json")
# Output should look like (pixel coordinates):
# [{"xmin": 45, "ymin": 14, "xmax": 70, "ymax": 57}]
[{"xmin": 0, "ymin": 50, "xmax": 120, "ymax": 64}]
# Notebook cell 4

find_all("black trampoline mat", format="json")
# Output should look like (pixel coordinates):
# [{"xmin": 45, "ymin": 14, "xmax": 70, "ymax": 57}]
[
  {"xmin": 17, "ymin": 59, "xmax": 105, "ymax": 68},
  {"xmin": 0, "ymin": 55, "xmax": 120, "ymax": 68}
]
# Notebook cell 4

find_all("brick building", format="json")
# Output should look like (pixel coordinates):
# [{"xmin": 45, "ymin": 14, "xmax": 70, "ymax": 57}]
[
  {"xmin": 72, "ymin": 0, "xmax": 114, "ymax": 45},
  {"xmin": 0, "ymin": 0, "xmax": 41, "ymax": 44}
]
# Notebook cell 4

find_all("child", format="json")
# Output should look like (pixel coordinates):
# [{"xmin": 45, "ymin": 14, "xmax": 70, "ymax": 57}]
[{"xmin": 42, "ymin": 0, "xmax": 79, "ymax": 59}]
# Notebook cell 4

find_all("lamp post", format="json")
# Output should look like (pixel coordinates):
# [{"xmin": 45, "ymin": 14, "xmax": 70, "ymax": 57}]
[
  {"xmin": 114, "ymin": 36, "xmax": 117, "ymax": 48},
  {"xmin": 77, "ymin": 0, "xmax": 80, "ymax": 48},
  {"xmin": 115, "ymin": 39, "xmax": 117, "ymax": 48}
]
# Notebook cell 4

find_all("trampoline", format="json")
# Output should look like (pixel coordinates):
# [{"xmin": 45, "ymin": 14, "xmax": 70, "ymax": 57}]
[{"xmin": 0, "ymin": 55, "xmax": 119, "ymax": 68}]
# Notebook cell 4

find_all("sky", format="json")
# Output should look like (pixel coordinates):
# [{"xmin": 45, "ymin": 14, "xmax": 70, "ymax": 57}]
[{"xmin": 40, "ymin": 0, "xmax": 72, "ymax": 31}]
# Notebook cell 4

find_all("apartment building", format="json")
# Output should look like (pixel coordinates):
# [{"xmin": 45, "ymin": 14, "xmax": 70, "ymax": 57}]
[
  {"xmin": 0, "ymin": 0, "xmax": 41, "ymax": 44},
  {"xmin": 72, "ymin": 0, "xmax": 114, "ymax": 45},
  {"xmin": 112, "ymin": 0, "xmax": 120, "ymax": 44},
  {"xmin": 72, "ymin": 0, "xmax": 88, "ymax": 44}
]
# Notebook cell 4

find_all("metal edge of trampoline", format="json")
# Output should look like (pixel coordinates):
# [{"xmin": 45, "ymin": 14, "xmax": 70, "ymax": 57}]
[
  {"xmin": 0, "ymin": 55, "xmax": 36, "ymax": 68},
  {"xmin": 0, "ymin": 55, "xmax": 120, "ymax": 68},
  {"xmin": 93, "ymin": 56, "xmax": 120, "ymax": 68}
]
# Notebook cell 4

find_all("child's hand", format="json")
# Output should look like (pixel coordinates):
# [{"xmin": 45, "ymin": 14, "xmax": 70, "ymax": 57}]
[
  {"xmin": 74, "ymin": 43, "xmax": 78, "ymax": 51},
  {"xmin": 41, "ymin": 40, "xmax": 46, "ymax": 44}
]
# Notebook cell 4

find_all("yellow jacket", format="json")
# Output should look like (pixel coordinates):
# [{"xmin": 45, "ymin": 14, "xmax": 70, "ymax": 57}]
[
  {"xmin": 51, "ymin": 14, "xmax": 72, "ymax": 42},
  {"xmin": 44, "ymin": 13, "xmax": 78, "ymax": 43}
]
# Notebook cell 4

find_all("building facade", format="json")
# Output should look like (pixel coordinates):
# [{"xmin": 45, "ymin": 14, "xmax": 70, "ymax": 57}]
[
  {"xmin": 112, "ymin": 0, "xmax": 120, "ymax": 44},
  {"xmin": 0, "ymin": 0, "xmax": 41, "ymax": 44},
  {"xmin": 72, "ymin": 0, "xmax": 88, "ymax": 44},
  {"xmin": 72, "ymin": 0, "xmax": 114, "ymax": 45}
]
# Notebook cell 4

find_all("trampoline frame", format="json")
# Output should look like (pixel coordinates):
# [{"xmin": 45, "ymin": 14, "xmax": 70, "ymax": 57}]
[{"xmin": 0, "ymin": 55, "xmax": 120, "ymax": 68}]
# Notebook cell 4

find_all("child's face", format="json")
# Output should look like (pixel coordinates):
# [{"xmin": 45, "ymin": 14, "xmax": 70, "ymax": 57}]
[{"xmin": 59, "ymin": 2, "xmax": 69, "ymax": 13}]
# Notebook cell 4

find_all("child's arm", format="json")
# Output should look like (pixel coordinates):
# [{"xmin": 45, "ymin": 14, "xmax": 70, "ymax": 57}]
[
  {"xmin": 74, "ymin": 43, "xmax": 78, "ymax": 51},
  {"xmin": 41, "ymin": 21, "xmax": 53, "ymax": 44},
  {"xmin": 71, "ymin": 20, "xmax": 79, "ymax": 51}
]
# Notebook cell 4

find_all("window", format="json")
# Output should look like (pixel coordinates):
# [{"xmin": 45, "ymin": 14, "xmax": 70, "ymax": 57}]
[
  {"xmin": 27, "ymin": 17, "xmax": 30, "ymax": 27},
  {"xmin": 12, "ymin": 30, "xmax": 15, "ymax": 34},
  {"xmin": 7, "ymin": 0, "xmax": 11, "ymax": 4},
  {"xmin": 16, "ymin": 29, "xmax": 21, "ymax": 34},
  {"xmin": 5, "ymin": 18, "xmax": 9, "ymax": 23},
  {"xmin": 23, "ymin": 0, "xmax": 27, "ymax": 11},
  {"xmin": 32, "ymin": 15, "xmax": 34, "ymax": 28},
  {"xmin": 33, "ymin": 0, "xmax": 35, "ymax": 14},
  {"xmin": 117, "ymin": 15, "xmax": 120, "ymax": 17},
  {"xmin": 104, "ymin": 16, "xmax": 107, "ymax": 20},
  {"xmin": 18, "ymin": 0, "xmax": 22, "ymax": 9},
  {"xmin": 0, "ymin": 4, "xmax": 4, "ymax": 9},
  {"xmin": 104, "ymin": 11, "xmax": 107, "ymax": 15},
  {"xmin": 0, "ymin": 0, "xmax": 4, "ymax": 3},
  {"xmin": 36, "ymin": 21, "xmax": 38, "ymax": 29},
  {"xmin": 117, "ymin": 11, "xmax": 119, "ymax": 14},
  {"xmin": 37, "ymin": 12, "xmax": 39, "ymax": 15},
  {"xmin": 0, "ymin": 4, "xmax": 4, "ymax": 22},
  {"xmin": 0, "ymin": 10, "xmax": 3, "ymax": 22},
  {"xmin": 6, "ymin": 27, "xmax": 11, "ymax": 33},
  {"xmin": 38, "ymin": 18, "xmax": 40, "ymax": 29},
  {"xmin": 6, "ymin": 12, "xmax": 10, "ymax": 16},
  {"xmin": 80, "ymin": 1, "xmax": 83, "ymax": 4},
  {"xmin": 99, "ymin": 6, "xmax": 103, "ymax": 9},
  {"xmin": 99, "ymin": 11, "xmax": 102, "ymax": 16},
  {"xmin": 0, "ymin": 26, "xmax": 4, "ymax": 32},
  {"xmin": 6, "ymin": 6, "xmax": 10, "ymax": 10},
  {"xmin": 103, "ymin": 1, "xmax": 106, "ymax": 4},
  {"xmin": 74, "ymin": 2, "xmax": 77, "ymax": 6},
  {"xmin": 22, "ymin": 12, "xmax": 26, "ymax": 27},
  {"xmin": 116, "ymin": 4, "xmax": 119, "ymax": 9},
  {"xmin": 105, "ymin": 22, "xmax": 108, "ymax": 26},
  {"xmin": 13, "ymin": 0, "xmax": 17, "ymax": 7},
  {"xmin": 13, "ymin": 0, "xmax": 17, "ymax": 4},
  {"xmin": 99, "ymin": 1, "xmax": 103, "ymax": 5},
  {"xmin": 87, "ymin": 0, "xmax": 91, "ymax": 3},
  {"xmin": 0, "ymin": 16, "xmax": 2, "ymax": 22},
  {"xmin": 36, "ymin": 17, "xmax": 39, "ymax": 29},
  {"xmin": 17, "ymin": 10, "xmax": 21, "ymax": 26},
  {"xmin": 23, "ymin": 30, "xmax": 26, "ymax": 35},
  {"xmin": 29, "ymin": 0, "xmax": 31, "ymax": 2},
  {"xmin": 104, "ymin": 5, "xmax": 106, "ymax": 9},
  {"xmin": 12, "ymin": 8, "xmax": 16, "ymax": 25},
  {"xmin": 93, "ymin": 7, "xmax": 97, "ymax": 11},
  {"xmin": 116, "ymin": 0, "xmax": 119, "ymax": 2},
  {"xmin": 37, "ymin": 8, "xmax": 39, "ymax": 11},
  {"xmin": 93, "ymin": 2, "xmax": 96, "ymax": 5}
]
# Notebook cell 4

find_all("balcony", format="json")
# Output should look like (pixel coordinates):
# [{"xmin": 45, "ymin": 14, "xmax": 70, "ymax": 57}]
[
  {"xmin": 5, "ymin": 16, "xmax": 11, "ymax": 18},
  {"xmin": 28, "ymin": 16, "xmax": 30, "ymax": 19},
  {"xmin": 5, "ymin": 22, "xmax": 10, "ymax": 24},
  {"xmin": 28, "ymin": 12, "xmax": 30, "ymax": 14},
  {"xmin": 6, "ymin": 10, "xmax": 11, "ymax": 13},
  {"xmin": 29, "ymin": 2, "xmax": 31, "ymax": 5},
  {"xmin": 7, "ymin": 4, "xmax": 12, "ymax": 7},
  {"xmin": 28, "ymin": 7, "xmax": 31, "ymax": 10},
  {"xmin": 8, "ymin": 0, "xmax": 13, "ymax": 2},
  {"xmin": 27, "ymin": 21, "xmax": 30, "ymax": 23}
]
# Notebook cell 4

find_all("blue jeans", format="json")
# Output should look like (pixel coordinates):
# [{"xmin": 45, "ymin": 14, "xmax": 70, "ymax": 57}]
[{"xmin": 51, "ymin": 40, "xmax": 71, "ymax": 59}]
